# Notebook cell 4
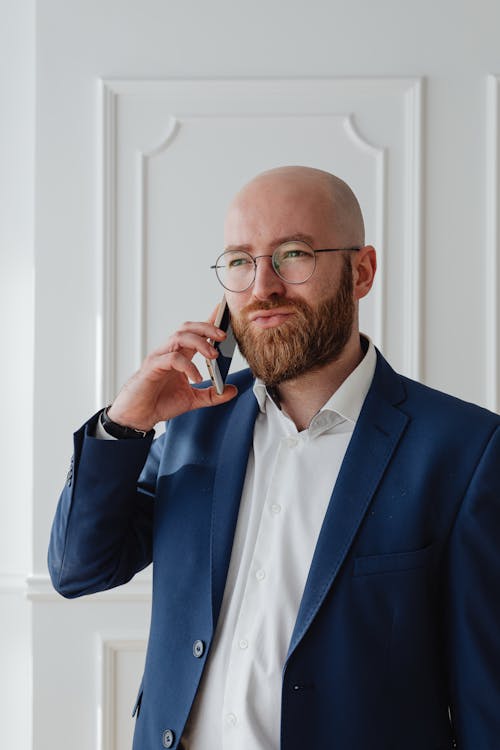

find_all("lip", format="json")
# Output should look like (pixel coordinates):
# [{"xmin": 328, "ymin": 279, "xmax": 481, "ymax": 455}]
[
  {"xmin": 248, "ymin": 309, "xmax": 295, "ymax": 328},
  {"xmin": 248, "ymin": 308, "xmax": 294, "ymax": 322}
]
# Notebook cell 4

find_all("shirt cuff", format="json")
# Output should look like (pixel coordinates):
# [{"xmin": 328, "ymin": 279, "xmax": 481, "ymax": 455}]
[{"xmin": 93, "ymin": 412, "xmax": 118, "ymax": 440}]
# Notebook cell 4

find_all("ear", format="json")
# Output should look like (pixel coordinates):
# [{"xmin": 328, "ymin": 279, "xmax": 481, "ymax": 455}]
[{"xmin": 352, "ymin": 245, "xmax": 377, "ymax": 300}]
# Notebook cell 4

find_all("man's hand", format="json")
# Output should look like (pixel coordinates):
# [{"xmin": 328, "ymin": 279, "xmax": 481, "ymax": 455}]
[{"xmin": 107, "ymin": 319, "xmax": 238, "ymax": 431}]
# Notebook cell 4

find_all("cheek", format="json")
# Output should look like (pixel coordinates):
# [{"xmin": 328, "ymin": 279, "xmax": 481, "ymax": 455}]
[
  {"xmin": 301, "ymin": 279, "xmax": 334, "ymax": 306},
  {"xmin": 225, "ymin": 291, "xmax": 248, "ymax": 319}
]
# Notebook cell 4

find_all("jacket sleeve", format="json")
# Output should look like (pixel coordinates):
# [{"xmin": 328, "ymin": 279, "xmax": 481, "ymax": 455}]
[
  {"xmin": 48, "ymin": 411, "xmax": 165, "ymax": 598},
  {"xmin": 445, "ymin": 424, "xmax": 500, "ymax": 747}
]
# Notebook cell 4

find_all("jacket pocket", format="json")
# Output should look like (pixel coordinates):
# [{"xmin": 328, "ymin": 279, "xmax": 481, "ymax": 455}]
[{"xmin": 353, "ymin": 543, "xmax": 434, "ymax": 577}]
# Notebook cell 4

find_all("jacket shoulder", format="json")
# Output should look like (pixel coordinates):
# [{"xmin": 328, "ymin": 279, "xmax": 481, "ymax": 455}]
[
  {"xmin": 373, "ymin": 349, "xmax": 500, "ymax": 431},
  {"xmin": 400, "ymin": 374, "xmax": 500, "ymax": 426}
]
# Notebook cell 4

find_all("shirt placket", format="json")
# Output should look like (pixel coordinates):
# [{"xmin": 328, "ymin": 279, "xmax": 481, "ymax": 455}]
[{"xmin": 221, "ymin": 432, "xmax": 298, "ymax": 749}]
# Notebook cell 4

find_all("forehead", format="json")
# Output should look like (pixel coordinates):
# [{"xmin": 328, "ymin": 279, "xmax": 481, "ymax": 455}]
[{"xmin": 224, "ymin": 176, "xmax": 337, "ymax": 247}]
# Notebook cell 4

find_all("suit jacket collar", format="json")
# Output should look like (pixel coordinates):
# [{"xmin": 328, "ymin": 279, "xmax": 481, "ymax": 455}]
[
  {"xmin": 286, "ymin": 350, "xmax": 409, "ymax": 659},
  {"xmin": 210, "ymin": 378, "xmax": 259, "ymax": 626}
]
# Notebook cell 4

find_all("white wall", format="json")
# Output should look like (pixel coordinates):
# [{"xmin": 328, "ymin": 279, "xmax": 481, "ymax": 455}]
[
  {"xmin": 2, "ymin": 0, "xmax": 500, "ymax": 747},
  {"xmin": 0, "ymin": 2, "xmax": 35, "ymax": 749}
]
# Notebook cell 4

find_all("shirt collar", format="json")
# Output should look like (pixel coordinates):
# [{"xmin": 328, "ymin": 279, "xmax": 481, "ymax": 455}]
[{"xmin": 252, "ymin": 334, "xmax": 376, "ymax": 426}]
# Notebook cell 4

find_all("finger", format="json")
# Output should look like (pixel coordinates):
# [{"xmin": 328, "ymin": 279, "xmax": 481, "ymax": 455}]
[
  {"xmin": 167, "ymin": 331, "xmax": 220, "ymax": 359},
  {"xmin": 152, "ymin": 321, "xmax": 226, "ymax": 357},
  {"xmin": 190, "ymin": 384, "xmax": 238, "ymax": 409},
  {"xmin": 152, "ymin": 331, "xmax": 220, "ymax": 360},
  {"xmin": 151, "ymin": 351, "xmax": 204, "ymax": 384},
  {"xmin": 177, "ymin": 319, "xmax": 226, "ymax": 340}
]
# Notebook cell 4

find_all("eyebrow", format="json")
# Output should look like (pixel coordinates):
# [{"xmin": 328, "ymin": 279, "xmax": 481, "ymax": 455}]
[{"xmin": 225, "ymin": 232, "xmax": 316, "ymax": 253}]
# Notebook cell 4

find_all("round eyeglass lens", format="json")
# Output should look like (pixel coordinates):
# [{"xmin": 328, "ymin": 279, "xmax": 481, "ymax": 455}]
[
  {"xmin": 215, "ymin": 250, "xmax": 255, "ymax": 292},
  {"xmin": 273, "ymin": 241, "xmax": 316, "ymax": 283}
]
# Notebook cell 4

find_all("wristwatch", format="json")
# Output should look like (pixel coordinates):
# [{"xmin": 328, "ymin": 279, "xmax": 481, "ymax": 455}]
[{"xmin": 100, "ymin": 406, "xmax": 155, "ymax": 440}]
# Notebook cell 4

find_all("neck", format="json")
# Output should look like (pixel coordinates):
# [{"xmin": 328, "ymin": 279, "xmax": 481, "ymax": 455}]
[{"xmin": 275, "ymin": 334, "xmax": 364, "ymax": 431}]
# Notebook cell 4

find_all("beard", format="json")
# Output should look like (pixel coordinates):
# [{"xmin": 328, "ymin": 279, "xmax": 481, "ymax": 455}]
[{"xmin": 231, "ymin": 255, "xmax": 355, "ymax": 387}]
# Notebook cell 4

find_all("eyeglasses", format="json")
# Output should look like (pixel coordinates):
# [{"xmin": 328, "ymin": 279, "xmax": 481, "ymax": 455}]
[{"xmin": 211, "ymin": 240, "xmax": 360, "ymax": 292}]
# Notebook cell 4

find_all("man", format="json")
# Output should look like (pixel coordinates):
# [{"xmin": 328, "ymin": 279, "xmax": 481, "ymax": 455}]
[{"xmin": 49, "ymin": 166, "xmax": 500, "ymax": 750}]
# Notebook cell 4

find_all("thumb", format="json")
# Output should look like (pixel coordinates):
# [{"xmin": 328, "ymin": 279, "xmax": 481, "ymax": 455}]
[{"xmin": 192, "ymin": 384, "xmax": 238, "ymax": 409}]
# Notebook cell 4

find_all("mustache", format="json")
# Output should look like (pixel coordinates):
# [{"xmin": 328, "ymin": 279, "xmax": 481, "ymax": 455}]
[{"xmin": 240, "ymin": 296, "xmax": 309, "ymax": 317}]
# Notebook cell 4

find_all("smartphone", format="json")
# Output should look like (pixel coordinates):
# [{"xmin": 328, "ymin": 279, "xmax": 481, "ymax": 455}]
[{"xmin": 206, "ymin": 296, "xmax": 237, "ymax": 395}]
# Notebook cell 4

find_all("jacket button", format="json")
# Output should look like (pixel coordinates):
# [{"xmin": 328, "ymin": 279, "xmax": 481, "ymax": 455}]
[
  {"xmin": 162, "ymin": 729, "xmax": 175, "ymax": 748},
  {"xmin": 193, "ymin": 639, "xmax": 205, "ymax": 658}
]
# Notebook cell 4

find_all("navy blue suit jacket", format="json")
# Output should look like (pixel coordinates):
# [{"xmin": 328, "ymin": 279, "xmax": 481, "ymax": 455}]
[{"xmin": 49, "ymin": 351, "xmax": 500, "ymax": 749}]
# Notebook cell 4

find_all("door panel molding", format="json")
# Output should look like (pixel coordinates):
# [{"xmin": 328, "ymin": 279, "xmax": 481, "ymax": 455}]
[
  {"xmin": 486, "ymin": 75, "xmax": 500, "ymax": 412},
  {"xmin": 98, "ymin": 77, "xmax": 424, "ymax": 406}
]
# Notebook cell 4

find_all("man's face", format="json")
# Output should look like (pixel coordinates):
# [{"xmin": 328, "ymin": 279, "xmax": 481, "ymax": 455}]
[{"xmin": 223, "ymin": 173, "xmax": 358, "ymax": 385}]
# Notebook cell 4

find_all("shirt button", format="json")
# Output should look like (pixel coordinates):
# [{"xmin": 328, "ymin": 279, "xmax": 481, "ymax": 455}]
[
  {"xmin": 255, "ymin": 569, "xmax": 266, "ymax": 581},
  {"xmin": 286, "ymin": 436, "xmax": 298, "ymax": 448},
  {"xmin": 271, "ymin": 503, "xmax": 282, "ymax": 514},
  {"xmin": 225, "ymin": 713, "xmax": 237, "ymax": 727},
  {"xmin": 192, "ymin": 639, "xmax": 205, "ymax": 658},
  {"xmin": 239, "ymin": 638, "xmax": 248, "ymax": 649}
]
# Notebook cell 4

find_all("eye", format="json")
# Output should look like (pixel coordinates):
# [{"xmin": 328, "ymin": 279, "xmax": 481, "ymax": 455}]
[
  {"xmin": 276, "ymin": 242, "xmax": 314, "ymax": 264},
  {"xmin": 228, "ymin": 255, "xmax": 252, "ymax": 269},
  {"xmin": 281, "ymin": 248, "xmax": 307, "ymax": 259}
]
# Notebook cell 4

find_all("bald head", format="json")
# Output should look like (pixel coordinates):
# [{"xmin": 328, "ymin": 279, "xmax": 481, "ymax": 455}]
[{"xmin": 225, "ymin": 166, "xmax": 365, "ymax": 249}]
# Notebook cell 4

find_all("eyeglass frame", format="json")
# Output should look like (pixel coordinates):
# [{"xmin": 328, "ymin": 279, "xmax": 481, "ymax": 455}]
[{"xmin": 210, "ymin": 242, "xmax": 361, "ymax": 292}]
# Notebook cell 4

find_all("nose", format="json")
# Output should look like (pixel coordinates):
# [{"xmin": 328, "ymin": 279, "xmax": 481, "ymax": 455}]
[{"xmin": 252, "ymin": 255, "xmax": 286, "ymax": 300}]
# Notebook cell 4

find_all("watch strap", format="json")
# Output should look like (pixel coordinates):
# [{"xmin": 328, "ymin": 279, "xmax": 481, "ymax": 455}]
[{"xmin": 100, "ymin": 407, "xmax": 155, "ymax": 440}]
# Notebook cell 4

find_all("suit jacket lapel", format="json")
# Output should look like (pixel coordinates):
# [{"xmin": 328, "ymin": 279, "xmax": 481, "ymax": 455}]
[
  {"xmin": 287, "ymin": 353, "xmax": 409, "ymax": 659},
  {"xmin": 210, "ymin": 384, "xmax": 259, "ymax": 627}
]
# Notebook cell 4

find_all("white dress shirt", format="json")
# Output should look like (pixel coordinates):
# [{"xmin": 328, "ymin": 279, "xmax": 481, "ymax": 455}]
[{"xmin": 181, "ymin": 337, "xmax": 376, "ymax": 750}]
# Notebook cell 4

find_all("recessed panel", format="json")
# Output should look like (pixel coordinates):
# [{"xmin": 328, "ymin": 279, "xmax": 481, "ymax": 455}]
[{"xmin": 101, "ymin": 78, "xmax": 421, "ymax": 401}]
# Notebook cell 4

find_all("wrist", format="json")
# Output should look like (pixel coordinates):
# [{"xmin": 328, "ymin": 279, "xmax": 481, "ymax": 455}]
[{"xmin": 101, "ymin": 406, "xmax": 155, "ymax": 440}]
